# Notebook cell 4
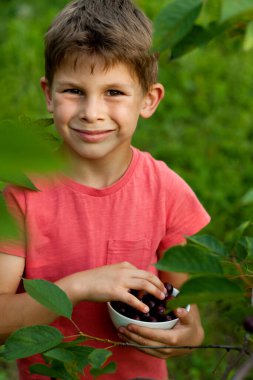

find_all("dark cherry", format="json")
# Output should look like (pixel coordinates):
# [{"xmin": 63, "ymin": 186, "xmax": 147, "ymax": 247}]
[
  {"xmin": 111, "ymin": 282, "xmax": 178, "ymax": 323},
  {"xmin": 132, "ymin": 315, "xmax": 141, "ymax": 321},
  {"xmin": 164, "ymin": 282, "xmax": 174, "ymax": 295},
  {"xmin": 243, "ymin": 316, "xmax": 253, "ymax": 333},
  {"xmin": 164, "ymin": 314, "xmax": 173, "ymax": 322},
  {"xmin": 154, "ymin": 304, "xmax": 166, "ymax": 316}
]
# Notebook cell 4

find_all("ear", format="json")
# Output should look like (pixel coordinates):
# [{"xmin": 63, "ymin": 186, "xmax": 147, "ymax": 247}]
[
  {"xmin": 40, "ymin": 77, "xmax": 53, "ymax": 113},
  {"xmin": 140, "ymin": 83, "xmax": 165, "ymax": 119}
]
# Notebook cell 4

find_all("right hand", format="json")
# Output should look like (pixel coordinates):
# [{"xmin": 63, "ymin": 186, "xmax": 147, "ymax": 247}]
[{"xmin": 60, "ymin": 262, "xmax": 166, "ymax": 314}]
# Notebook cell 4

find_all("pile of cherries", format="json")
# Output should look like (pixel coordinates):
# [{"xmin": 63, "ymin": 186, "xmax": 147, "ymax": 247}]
[{"xmin": 111, "ymin": 282, "xmax": 177, "ymax": 323}]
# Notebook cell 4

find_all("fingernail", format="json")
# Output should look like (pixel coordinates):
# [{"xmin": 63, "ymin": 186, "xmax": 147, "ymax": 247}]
[
  {"xmin": 144, "ymin": 305, "xmax": 149, "ymax": 313},
  {"xmin": 176, "ymin": 308, "xmax": 185, "ymax": 316}
]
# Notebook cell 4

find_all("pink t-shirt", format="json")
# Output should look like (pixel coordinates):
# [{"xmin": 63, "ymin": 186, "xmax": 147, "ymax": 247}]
[{"xmin": 0, "ymin": 147, "xmax": 210, "ymax": 380}]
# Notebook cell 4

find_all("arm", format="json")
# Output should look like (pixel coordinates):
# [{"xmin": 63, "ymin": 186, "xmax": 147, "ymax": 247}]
[
  {"xmin": 0, "ymin": 253, "xmax": 166, "ymax": 344},
  {"xmin": 117, "ymin": 270, "xmax": 204, "ymax": 359}
]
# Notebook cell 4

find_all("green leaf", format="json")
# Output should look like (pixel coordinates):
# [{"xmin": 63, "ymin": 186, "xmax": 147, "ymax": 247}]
[
  {"xmin": 88, "ymin": 349, "xmax": 112, "ymax": 369},
  {"xmin": 221, "ymin": 0, "xmax": 253, "ymax": 22},
  {"xmin": 65, "ymin": 346, "xmax": 94, "ymax": 372},
  {"xmin": 235, "ymin": 240, "xmax": 249, "ymax": 261},
  {"xmin": 0, "ymin": 193, "xmax": 19, "ymax": 239},
  {"xmin": 168, "ymin": 276, "xmax": 244, "ymax": 309},
  {"xmin": 171, "ymin": 25, "xmax": 212, "ymax": 59},
  {"xmin": 3, "ymin": 325, "xmax": 63, "ymax": 360},
  {"xmin": 238, "ymin": 237, "xmax": 253, "ymax": 257},
  {"xmin": 241, "ymin": 188, "xmax": 253, "ymax": 205},
  {"xmin": 30, "ymin": 363, "xmax": 76, "ymax": 380},
  {"xmin": 243, "ymin": 20, "xmax": 253, "ymax": 50},
  {"xmin": 153, "ymin": 0, "xmax": 203, "ymax": 52},
  {"xmin": 42, "ymin": 346, "xmax": 94, "ymax": 376},
  {"xmin": 198, "ymin": 0, "xmax": 222, "ymax": 24},
  {"xmin": 90, "ymin": 362, "xmax": 116, "ymax": 378},
  {"xmin": 0, "ymin": 118, "xmax": 63, "ymax": 178},
  {"xmin": 171, "ymin": 21, "xmax": 229, "ymax": 59},
  {"xmin": 44, "ymin": 347, "xmax": 76, "ymax": 363},
  {"xmin": 186, "ymin": 234, "xmax": 228, "ymax": 256},
  {"xmin": 155, "ymin": 245, "xmax": 223, "ymax": 274},
  {"xmin": 30, "ymin": 364, "xmax": 64, "ymax": 379},
  {"xmin": 230, "ymin": 221, "xmax": 251, "ymax": 246},
  {"xmin": 23, "ymin": 279, "xmax": 73, "ymax": 319},
  {"xmin": 0, "ymin": 174, "xmax": 38, "ymax": 191},
  {"xmin": 58, "ymin": 335, "xmax": 87, "ymax": 348},
  {"xmin": 0, "ymin": 181, "xmax": 6, "ymax": 190},
  {"xmin": 34, "ymin": 118, "xmax": 54, "ymax": 128}
]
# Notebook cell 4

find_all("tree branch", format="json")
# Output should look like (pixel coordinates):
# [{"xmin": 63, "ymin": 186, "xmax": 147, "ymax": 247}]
[
  {"xmin": 76, "ymin": 332, "xmax": 250, "ymax": 354},
  {"xmin": 231, "ymin": 354, "xmax": 253, "ymax": 380}
]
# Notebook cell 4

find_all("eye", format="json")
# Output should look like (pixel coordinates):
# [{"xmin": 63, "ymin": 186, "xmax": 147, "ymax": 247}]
[
  {"xmin": 106, "ymin": 89, "xmax": 124, "ymax": 96},
  {"xmin": 63, "ymin": 88, "xmax": 83, "ymax": 96}
]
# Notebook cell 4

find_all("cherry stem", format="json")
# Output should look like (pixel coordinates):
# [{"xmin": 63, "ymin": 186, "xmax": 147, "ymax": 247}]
[{"xmin": 65, "ymin": 332, "xmax": 250, "ymax": 355}]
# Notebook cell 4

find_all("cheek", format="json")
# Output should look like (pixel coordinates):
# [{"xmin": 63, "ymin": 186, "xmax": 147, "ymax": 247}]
[
  {"xmin": 111, "ymin": 102, "xmax": 140, "ymax": 124},
  {"xmin": 53, "ymin": 101, "xmax": 74, "ymax": 123}
]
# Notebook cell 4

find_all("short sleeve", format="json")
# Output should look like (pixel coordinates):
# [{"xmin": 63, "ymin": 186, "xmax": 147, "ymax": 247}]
[
  {"xmin": 0, "ymin": 186, "xmax": 26, "ymax": 257},
  {"xmin": 158, "ymin": 169, "xmax": 211, "ymax": 253}
]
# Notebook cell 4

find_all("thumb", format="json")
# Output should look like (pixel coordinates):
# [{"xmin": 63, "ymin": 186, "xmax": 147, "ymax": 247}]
[{"xmin": 174, "ymin": 307, "xmax": 192, "ymax": 324}]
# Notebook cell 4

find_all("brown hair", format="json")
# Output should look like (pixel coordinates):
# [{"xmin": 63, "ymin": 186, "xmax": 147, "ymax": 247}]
[{"xmin": 44, "ymin": 0, "xmax": 159, "ymax": 93}]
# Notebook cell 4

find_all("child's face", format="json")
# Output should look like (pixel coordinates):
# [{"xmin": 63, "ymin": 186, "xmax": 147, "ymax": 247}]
[{"xmin": 41, "ymin": 55, "xmax": 163, "ymax": 163}]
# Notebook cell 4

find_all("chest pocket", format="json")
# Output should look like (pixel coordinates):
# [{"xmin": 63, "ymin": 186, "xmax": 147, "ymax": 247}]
[{"xmin": 107, "ymin": 239, "xmax": 152, "ymax": 270}]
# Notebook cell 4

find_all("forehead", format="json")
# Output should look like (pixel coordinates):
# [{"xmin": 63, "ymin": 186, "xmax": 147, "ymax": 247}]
[{"xmin": 54, "ymin": 53, "xmax": 140, "ymax": 84}]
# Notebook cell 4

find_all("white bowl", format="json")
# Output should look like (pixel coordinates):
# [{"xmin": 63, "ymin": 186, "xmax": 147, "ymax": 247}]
[{"xmin": 108, "ymin": 288, "xmax": 190, "ymax": 330}]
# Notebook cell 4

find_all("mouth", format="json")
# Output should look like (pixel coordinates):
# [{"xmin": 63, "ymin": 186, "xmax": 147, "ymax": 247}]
[{"xmin": 70, "ymin": 127, "xmax": 115, "ymax": 142}]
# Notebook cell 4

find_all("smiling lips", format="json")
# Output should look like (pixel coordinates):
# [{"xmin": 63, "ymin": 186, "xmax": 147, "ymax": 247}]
[{"xmin": 71, "ymin": 127, "xmax": 114, "ymax": 142}]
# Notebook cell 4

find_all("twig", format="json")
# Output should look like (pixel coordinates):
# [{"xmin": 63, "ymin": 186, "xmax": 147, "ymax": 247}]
[
  {"xmin": 221, "ymin": 335, "xmax": 251, "ymax": 380},
  {"xmin": 212, "ymin": 351, "xmax": 229, "ymax": 375},
  {"xmin": 76, "ymin": 332, "xmax": 250, "ymax": 353},
  {"xmin": 122, "ymin": 344, "xmax": 248, "ymax": 352},
  {"xmin": 231, "ymin": 354, "xmax": 253, "ymax": 380},
  {"xmin": 221, "ymin": 350, "xmax": 246, "ymax": 380},
  {"xmin": 232, "ymin": 258, "xmax": 253, "ymax": 288}
]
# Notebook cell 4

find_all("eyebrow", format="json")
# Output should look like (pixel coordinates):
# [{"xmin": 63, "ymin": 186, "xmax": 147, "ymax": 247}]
[{"xmin": 55, "ymin": 80, "xmax": 135, "ymax": 90}]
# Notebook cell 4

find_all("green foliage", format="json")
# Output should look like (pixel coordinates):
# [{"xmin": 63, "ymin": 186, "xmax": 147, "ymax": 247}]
[
  {"xmin": 241, "ymin": 189, "xmax": 253, "ymax": 206},
  {"xmin": 0, "ymin": 279, "xmax": 116, "ymax": 379},
  {"xmin": 221, "ymin": 0, "xmax": 253, "ymax": 21},
  {"xmin": 156, "ymin": 245, "xmax": 224, "ymax": 274},
  {"xmin": 2, "ymin": 326, "xmax": 64, "ymax": 360},
  {"xmin": 153, "ymin": 0, "xmax": 203, "ymax": 52},
  {"xmin": 23, "ymin": 279, "xmax": 73, "ymax": 319},
  {"xmin": 156, "ymin": 229, "xmax": 251, "ymax": 310},
  {"xmin": 0, "ymin": 117, "xmax": 62, "ymax": 187},
  {"xmin": 0, "ymin": 194, "xmax": 18, "ymax": 239}
]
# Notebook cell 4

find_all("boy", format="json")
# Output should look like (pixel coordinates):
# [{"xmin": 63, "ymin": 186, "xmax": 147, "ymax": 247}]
[{"xmin": 0, "ymin": 1, "xmax": 210, "ymax": 379}]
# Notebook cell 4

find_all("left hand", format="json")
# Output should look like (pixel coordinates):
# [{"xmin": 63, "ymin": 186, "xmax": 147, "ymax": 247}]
[{"xmin": 117, "ymin": 305, "xmax": 204, "ymax": 359}]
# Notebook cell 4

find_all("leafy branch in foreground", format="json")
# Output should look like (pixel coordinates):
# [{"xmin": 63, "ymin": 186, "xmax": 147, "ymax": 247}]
[
  {"xmin": 0, "ymin": 221, "xmax": 252, "ymax": 379},
  {"xmin": 155, "ymin": 222, "xmax": 253, "ymax": 379},
  {"xmin": 152, "ymin": 0, "xmax": 253, "ymax": 60}
]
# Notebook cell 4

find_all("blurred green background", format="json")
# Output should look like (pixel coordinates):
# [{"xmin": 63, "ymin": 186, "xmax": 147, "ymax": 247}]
[{"xmin": 0, "ymin": 0, "xmax": 253, "ymax": 379}]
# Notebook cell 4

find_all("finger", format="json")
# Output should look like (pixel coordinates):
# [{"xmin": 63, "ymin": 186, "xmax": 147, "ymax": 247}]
[
  {"xmin": 174, "ymin": 307, "xmax": 192, "ymax": 324},
  {"xmin": 118, "ymin": 329, "xmax": 171, "ymax": 358},
  {"xmin": 135, "ymin": 270, "xmax": 166, "ymax": 294},
  {"xmin": 120, "ymin": 292, "xmax": 150, "ymax": 313},
  {"xmin": 122, "ymin": 324, "xmax": 173, "ymax": 344},
  {"xmin": 129, "ymin": 276, "xmax": 166, "ymax": 301}
]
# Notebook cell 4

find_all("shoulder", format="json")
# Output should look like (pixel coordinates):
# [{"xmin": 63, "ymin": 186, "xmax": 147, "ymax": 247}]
[
  {"xmin": 2, "ymin": 174, "xmax": 62, "ymax": 208},
  {"xmin": 136, "ymin": 148, "xmax": 191, "ymax": 192}
]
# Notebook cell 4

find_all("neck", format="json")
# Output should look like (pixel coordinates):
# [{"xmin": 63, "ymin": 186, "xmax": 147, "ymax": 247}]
[{"xmin": 62, "ymin": 146, "xmax": 133, "ymax": 189}]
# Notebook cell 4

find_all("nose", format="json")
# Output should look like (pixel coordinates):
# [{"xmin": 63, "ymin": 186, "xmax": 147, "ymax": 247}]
[{"xmin": 79, "ymin": 95, "xmax": 104, "ymax": 123}]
